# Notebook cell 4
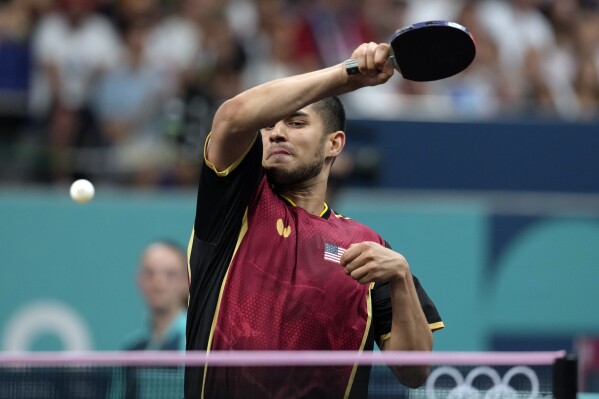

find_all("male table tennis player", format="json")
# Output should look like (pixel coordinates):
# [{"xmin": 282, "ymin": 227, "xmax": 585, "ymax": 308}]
[{"xmin": 185, "ymin": 41, "xmax": 444, "ymax": 399}]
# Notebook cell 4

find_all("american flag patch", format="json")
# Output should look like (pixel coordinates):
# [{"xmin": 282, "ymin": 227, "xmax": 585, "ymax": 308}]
[{"xmin": 324, "ymin": 242, "xmax": 346, "ymax": 263}]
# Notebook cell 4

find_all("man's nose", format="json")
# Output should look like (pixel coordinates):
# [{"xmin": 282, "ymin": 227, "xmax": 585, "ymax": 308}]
[{"xmin": 269, "ymin": 124, "xmax": 287, "ymax": 142}]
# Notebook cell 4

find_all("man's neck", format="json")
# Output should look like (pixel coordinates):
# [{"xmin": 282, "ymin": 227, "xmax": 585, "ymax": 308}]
[{"xmin": 276, "ymin": 180, "xmax": 328, "ymax": 216}]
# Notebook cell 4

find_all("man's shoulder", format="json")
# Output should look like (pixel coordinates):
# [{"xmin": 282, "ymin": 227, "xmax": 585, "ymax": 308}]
[
  {"xmin": 329, "ymin": 208, "xmax": 362, "ymax": 225},
  {"xmin": 202, "ymin": 132, "xmax": 263, "ymax": 178},
  {"xmin": 328, "ymin": 209, "xmax": 382, "ymax": 237}
]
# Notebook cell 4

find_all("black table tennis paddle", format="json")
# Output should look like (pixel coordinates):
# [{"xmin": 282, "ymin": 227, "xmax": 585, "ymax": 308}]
[{"xmin": 345, "ymin": 21, "xmax": 476, "ymax": 82}]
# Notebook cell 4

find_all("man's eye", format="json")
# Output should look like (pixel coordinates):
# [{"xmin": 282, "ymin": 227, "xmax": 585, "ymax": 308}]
[
  {"xmin": 289, "ymin": 121, "xmax": 304, "ymax": 127},
  {"xmin": 263, "ymin": 126, "xmax": 274, "ymax": 131}
]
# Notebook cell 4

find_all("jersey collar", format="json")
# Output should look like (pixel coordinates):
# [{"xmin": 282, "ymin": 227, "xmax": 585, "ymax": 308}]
[{"xmin": 279, "ymin": 194, "xmax": 331, "ymax": 219}]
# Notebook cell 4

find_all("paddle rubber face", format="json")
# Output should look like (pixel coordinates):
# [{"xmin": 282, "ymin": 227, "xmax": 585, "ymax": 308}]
[{"xmin": 390, "ymin": 21, "xmax": 476, "ymax": 82}]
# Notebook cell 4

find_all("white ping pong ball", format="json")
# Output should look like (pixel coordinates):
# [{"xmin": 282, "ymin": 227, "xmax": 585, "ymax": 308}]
[{"xmin": 69, "ymin": 179, "xmax": 95, "ymax": 204}]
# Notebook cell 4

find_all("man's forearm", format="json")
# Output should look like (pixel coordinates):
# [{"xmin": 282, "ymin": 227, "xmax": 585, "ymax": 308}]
[
  {"xmin": 207, "ymin": 42, "xmax": 393, "ymax": 175},
  {"xmin": 217, "ymin": 64, "xmax": 353, "ymax": 136},
  {"xmin": 383, "ymin": 273, "xmax": 433, "ymax": 387},
  {"xmin": 387, "ymin": 273, "xmax": 432, "ymax": 351},
  {"xmin": 207, "ymin": 64, "xmax": 354, "ymax": 171}
]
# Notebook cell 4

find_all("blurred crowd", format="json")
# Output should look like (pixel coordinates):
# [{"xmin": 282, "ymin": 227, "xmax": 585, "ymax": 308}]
[{"xmin": 1, "ymin": 0, "xmax": 598, "ymax": 187}]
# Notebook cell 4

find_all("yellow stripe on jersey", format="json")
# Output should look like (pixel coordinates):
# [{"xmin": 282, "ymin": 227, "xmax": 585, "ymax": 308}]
[
  {"xmin": 204, "ymin": 133, "xmax": 258, "ymax": 177},
  {"xmin": 279, "ymin": 194, "xmax": 329, "ymax": 217},
  {"xmin": 429, "ymin": 321, "xmax": 445, "ymax": 331},
  {"xmin": 343, "ymin": 282, "xmax": 374, "ymax": 399},
  {"xmin": 186, "ymin": 228, "xmax": 194, "ymax": 306},
  {"xmin": 201, "ymin": 208, "xmax": 250, "ymax": 399},
  {"xmin": 379, "ymin": 320, "xmax": 445, "ymax": 345}
]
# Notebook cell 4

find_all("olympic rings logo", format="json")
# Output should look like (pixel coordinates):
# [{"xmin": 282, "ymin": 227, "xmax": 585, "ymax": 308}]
[{"xmin": 425, "ymin": 366, "xmax": 540, "ymax": 399}]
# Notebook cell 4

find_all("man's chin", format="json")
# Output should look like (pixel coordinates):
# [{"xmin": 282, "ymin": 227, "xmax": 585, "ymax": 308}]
[
  {"xmin": 264, "ymin": 157, "xmax": 324, "ymax": 186},
  {"xmin": 265, "ymin": 167, "xmax": 292, "ymax": 186}
]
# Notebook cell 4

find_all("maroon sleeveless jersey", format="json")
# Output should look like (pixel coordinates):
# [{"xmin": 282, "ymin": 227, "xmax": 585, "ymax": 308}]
[
  {"xmin": 204, "ymin": 177, "xmax": 384, "ymax": 397},
  {"xmin": 185, "ymin": 136, "xmax": 443, "ymax": 399}
]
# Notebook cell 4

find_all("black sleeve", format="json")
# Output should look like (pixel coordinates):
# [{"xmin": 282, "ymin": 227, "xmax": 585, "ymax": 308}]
[
  {"xmin": 371, "ymin": 241, "xmax": 443, "ymax": 348},
  {"xmin": 193, "ymin": 134, "xmax": 264, "ymax": 244},
  {"xmin": 187, "ymin": 134, "xmax": 264, "ymax": 346},
  {"xmin": 186, "ymin": 134, "xmax": 264, "ymax": 388}
]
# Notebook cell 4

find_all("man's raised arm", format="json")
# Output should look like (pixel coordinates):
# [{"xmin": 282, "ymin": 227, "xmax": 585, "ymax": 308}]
[{"xmin": 206, "ymin": 43, "xmax": 394, "ymax": 171}]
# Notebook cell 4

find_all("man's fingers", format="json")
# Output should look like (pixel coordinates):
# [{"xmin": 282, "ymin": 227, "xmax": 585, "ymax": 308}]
[
  {"xmin": 383, "ymin": 59, "xmax": 396, "ymax": 76},
  {"xmin": 350, "ymin": 266, "xmax": 369, "ymax": 282},
  {"xmin": 374, "ymin": 43, "xmax": 390, "ymax": 72},
  {"xmin": 339, "ymin": 243, "xmax": 362, "ymax": 266},
  {"xmin": 365, "ymin": 42, "xmax": 378, "ymax": 74},
  {"xmin": 341, "ymin": 241, "xmax": 403, "ymax": 285},
  {"xmin": 350, "ymin": 42, "xmax": 391, "ymax": 76}
]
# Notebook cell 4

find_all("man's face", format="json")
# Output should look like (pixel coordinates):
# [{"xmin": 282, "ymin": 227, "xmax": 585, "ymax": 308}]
[
  {"xmin": 261, "ymin": 105, "xmax": 328, "ymax": 186},
  {"xmin": 138, "ymin": 244, "xmax": 188, "ymax": 314}
]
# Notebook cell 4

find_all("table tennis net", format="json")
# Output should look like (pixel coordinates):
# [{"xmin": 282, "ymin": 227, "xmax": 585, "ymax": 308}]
[{"xmin": 0, "ymin": 350, "xmax": 576, "ymax": 399}]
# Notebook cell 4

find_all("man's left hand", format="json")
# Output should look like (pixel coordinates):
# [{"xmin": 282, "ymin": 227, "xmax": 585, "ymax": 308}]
[{"xmin": 340, "ymin": 241, "xmax": 409, "ymax": 284}]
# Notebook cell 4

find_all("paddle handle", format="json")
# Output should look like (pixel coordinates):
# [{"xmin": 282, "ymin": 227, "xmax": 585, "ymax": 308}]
[{"xmin": 344, "ymin": 57, "xmax": 399, "ymax": 76}]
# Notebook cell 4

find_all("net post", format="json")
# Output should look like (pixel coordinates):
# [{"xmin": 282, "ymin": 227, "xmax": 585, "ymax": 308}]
[{"xmin": 553, "ymin": 353, "xmax": 578, "ymax": 399}]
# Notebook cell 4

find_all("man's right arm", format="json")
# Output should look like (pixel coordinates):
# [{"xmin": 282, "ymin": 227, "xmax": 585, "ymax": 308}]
[{"xmin": 206, "ymin": 42, "xmax": 395, "ymax": 171}]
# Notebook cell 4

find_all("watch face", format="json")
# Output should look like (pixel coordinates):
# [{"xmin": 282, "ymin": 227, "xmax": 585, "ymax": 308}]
[{"xmin": 344, "ymin": 59, "xmax": 360, "ymax": 75}]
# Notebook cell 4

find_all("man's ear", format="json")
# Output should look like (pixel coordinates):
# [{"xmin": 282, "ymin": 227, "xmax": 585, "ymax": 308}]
[{"xmin": 327, "ymin": 131, "xmax": 346, "ymax": 158}]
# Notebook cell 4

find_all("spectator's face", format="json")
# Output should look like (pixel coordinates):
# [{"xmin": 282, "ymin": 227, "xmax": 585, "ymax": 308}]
[
  {"xmin": 261, "ymin": 105, "xmax": 328, "ymax": 186},
  {"xmin": 120, "ymin": 0, "xmax": 157, "ymax": 20},
  {"xmin": 512, "ymin": 0, "xmax": 541, "ymax": 10},
  {"xmin": 138, "ymin": 244, "xmax": 188, "ymax": 313},
  {"xmin": 125, "ymin": 25, "xmax": 148, "ymax": 54},
  {"xmin": 61, "ymin": 0, "xmax": 95, "ymax": 21}
]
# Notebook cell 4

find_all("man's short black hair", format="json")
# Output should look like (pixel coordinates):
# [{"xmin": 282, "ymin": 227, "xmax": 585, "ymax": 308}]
[{"xmin": 312, "ymin": 96, "xmax": 346, "ymax": 135}]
